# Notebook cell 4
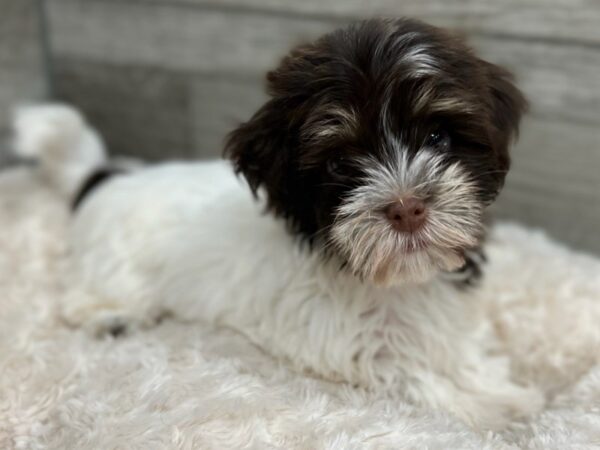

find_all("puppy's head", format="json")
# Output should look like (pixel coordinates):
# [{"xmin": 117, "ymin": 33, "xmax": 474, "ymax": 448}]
[{"xmin": 225, "ymin": 18, "xmax": 526, "ymax": 285}]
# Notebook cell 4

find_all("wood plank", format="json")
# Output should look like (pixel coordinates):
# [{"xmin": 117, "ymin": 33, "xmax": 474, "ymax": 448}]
[
  {"xmin": 493, "ymin": 117, "xmax": 600, "ymax": 255},
  {"xmin": 472, "ymin": 39, "xmax": 600, "ymax": 126},
  {"xmin": 47, "ymin": 0, "xmax": 333, "ymax": 75},
  {"xmin": 47, "ymin": 0, "xmax": 600, "ymax": 125},
  {"xmin": 52, "ymin": 57, "xmax": 267, "ymax": 159},
  {"xmin": 53, "ymin": 58, "xmax": 196, "ymax": 160},
  {"xmin": 98, "ymin": 0, "xmax": 600, "ymax": 45}
]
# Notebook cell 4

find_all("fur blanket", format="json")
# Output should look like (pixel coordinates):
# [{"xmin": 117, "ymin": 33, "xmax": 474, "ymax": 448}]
[{"xmin": 1, "ymin": 166, "xmax": 600, "ymax": 450}]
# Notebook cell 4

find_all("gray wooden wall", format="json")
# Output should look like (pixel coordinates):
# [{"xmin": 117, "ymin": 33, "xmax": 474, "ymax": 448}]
[{"xmin": 1, "ymin": 0, "xmax": 599, "ymax": 255}]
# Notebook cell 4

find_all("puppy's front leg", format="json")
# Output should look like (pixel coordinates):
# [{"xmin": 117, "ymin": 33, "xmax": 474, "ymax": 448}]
[
  {"xmin": 445, "ymin": 374, "xmax": 544, "ymax": 429},
  {"xmin": 408, "ymin": 353, "xmax": 545, "ymax": 429}
]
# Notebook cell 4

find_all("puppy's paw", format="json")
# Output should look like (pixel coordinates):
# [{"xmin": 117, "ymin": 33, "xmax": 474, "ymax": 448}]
[
  {"xmin": 82, "ymin": 309, "xmax": 171, "ymax": 338},
  {"xmin": 59, "ymin": 290, "xmax": 163, "ymax": 338},
  {"xmin": 83, "ymin": 311, "xmax": 137, "ymax": 338},
  {"xmin": 61, "ymin": 304, "xmax": 137, "ymax": 337},
  {"xmin": 460, "ymin": 384, "xmax": 545, "ymax": 430}
]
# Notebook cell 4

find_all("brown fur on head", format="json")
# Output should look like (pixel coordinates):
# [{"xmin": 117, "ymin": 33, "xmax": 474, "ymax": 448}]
[{"xmin": 225, "ymin": 18, "xmax": 526, "ymax": 284}]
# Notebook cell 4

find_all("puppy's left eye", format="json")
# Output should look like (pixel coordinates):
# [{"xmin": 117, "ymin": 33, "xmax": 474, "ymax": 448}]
[
  {"xmin": 426, "ymin": 129, "xmax": 451, "ymax": 150},
  {"xmin": 327, "ymin": 156, "xmax": 349, "ymax": 177}
]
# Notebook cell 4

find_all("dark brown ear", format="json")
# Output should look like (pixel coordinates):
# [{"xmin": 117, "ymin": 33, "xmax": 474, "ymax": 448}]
[
  {"xmin": 224, "ymin": 98, "xmax": 288, "ymax": 198},
  {"xmin": 224, "ymin": 44, "xmax": 322, "ymax": 202},
  {"xmin": 484, "ymin": 62, "xmax": 528, "ymax": 171}
]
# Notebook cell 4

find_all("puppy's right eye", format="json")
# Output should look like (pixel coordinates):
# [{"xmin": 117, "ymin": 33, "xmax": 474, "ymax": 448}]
[
  {"xmin": 326, "ymin": 156, "xmax": 348, "ymax": 177},
  {"xmin": 426, "ymin": 129, "xmax": 451, "ymax": 150}
]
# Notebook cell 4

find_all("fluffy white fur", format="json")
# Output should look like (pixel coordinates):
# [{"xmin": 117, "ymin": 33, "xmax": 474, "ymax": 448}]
[{"xmin": 3, "ymin": 106, "xmax": 600, "ymax": 448}]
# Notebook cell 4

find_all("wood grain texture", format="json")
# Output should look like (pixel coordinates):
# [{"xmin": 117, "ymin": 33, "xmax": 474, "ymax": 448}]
[
  {"xmin": 47, "ymin": 0, "xmax": 333, "ymax": 74},
  {"xmin": 53, "ymin": 58, "xmax": 195, "ymax": 160},
  {"xmin": 45, "ymin": 0, "xmax": 600, "ymax": 254},
  {"xmin": 52, "ymin": 58, "xmax": 266, "ymax": 159},
  {"xmin": 92, "ymin": 0, "xmax": 600, "ymax": 45},
  {"xmin": 47, "ymin": 0, "xmax": 600, "ymax": 126},
  {"xmin": 493, "ymin": 117, "xmax": 600, "ymax": 255}
]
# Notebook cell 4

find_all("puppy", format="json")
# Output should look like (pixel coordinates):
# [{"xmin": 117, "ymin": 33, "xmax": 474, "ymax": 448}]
[{"xmin": 16, "ymin": 18, "xmax": 543, "ymax": 429}]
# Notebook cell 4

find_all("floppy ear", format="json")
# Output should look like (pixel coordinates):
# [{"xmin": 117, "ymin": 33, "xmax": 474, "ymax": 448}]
[
  {"xmin": 224, "ymin": 45, "xmax": 322, "ymax": 204},
  {"xmin": 484, "ymin": 62, "xmax": 528, "ymax": 171},
  {"xmin": 224, "ymin": 98, "xmax": 289, "ymax": 199}
]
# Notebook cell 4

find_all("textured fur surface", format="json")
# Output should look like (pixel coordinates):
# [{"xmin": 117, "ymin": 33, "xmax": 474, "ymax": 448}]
[{"xmin": 2, "ymin": 167, "xmax": 600, "ymax": 449}]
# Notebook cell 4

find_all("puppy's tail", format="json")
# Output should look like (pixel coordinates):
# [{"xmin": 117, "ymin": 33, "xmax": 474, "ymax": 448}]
[{"xmin": 12, "ymin": 104, "xmax": 107, "ymax": 198}]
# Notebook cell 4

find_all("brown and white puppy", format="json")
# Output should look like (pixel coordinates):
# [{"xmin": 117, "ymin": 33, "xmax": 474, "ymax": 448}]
[
  {"xmin": 17, "ymin": 18, "xmax": 541, "ymax": 429},
  {"xmin": 227, "ymin": 18, "xmax": 525, "ymax": 284}
]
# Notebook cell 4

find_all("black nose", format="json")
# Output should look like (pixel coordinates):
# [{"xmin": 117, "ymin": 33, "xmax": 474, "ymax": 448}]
[{"xmin": 384, "ymin": 197, "xmax": 427, "ymax": 233}]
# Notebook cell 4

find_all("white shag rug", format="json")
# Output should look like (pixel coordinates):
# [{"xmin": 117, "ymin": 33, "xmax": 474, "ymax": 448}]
[{"xmin": 1, "ymin": 166, "xmax": 600, "ymax": 450}]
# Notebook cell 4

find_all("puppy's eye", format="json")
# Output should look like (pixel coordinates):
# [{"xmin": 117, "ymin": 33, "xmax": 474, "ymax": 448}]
[
  {"xmin": 426, "ymin": 129, "xmax": 451, "ymax": 150},
  {"xmin": 326, "ymin": 156, "xmax": 348, "ymax": 177}
]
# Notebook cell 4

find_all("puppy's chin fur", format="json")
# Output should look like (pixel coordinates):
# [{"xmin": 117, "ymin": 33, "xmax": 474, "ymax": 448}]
[{"xmin": 367, "ymin": 250, "xmax": 466, "ymax": 286}]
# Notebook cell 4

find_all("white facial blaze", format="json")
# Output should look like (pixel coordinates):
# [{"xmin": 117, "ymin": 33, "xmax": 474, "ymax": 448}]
[{"xmin": 331, "ymin": 149, "xmax": 483, "ymax": 285}]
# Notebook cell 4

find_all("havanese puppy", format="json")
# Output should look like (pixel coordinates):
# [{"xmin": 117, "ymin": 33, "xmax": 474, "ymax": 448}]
[{"xmin": 15, "ymin": 18, "xmax": 543, "ymax": 429}]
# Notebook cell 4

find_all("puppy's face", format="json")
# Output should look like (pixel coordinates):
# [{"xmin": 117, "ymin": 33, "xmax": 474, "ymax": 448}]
[{"xmin": 226, "ymin": 19, "xmax": 526, "ymax": 285}]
